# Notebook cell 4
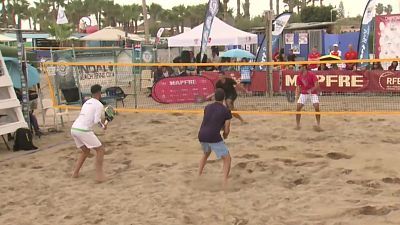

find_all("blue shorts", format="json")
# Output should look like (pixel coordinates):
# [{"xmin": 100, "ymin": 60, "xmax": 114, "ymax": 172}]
[{"xmin": 200, "ymin": 141, "xmax": 229, "ymax": 159}]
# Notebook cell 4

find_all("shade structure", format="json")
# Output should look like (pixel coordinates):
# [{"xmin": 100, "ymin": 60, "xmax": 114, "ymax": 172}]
[
  {"xmin": 0, "ymin": 34, "xmax": 16, "ymax": 42},
  {"xmin": 168, "ymin": 17, "xmax": 257, "ymax": 47},
  {"xmin": 319, "ymin": 55, "xmax": 341, "ymax": 61},
  {"xmin": 80, "ymin": 27, "xmax": 144, "ymax": 42},
  {"xmin": 221, "ymin": 49, "xmax": 255, "ymax": 59},
  {"xmin": 4, "ymin": 57, "xmax": 40, "ymax": 88}
]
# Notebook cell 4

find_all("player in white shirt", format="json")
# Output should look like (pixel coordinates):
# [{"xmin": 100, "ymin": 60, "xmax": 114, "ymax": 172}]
[{"xmin": 71, "ymin": 84, "xmax": 107, "ymax": 182}]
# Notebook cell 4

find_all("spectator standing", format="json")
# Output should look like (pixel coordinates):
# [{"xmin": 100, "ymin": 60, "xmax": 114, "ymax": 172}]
[
  {"xmin": 308, "ymin": 47, "xmax": 321, "ymax": 71},
  {"xmin": 287, "ymin": 49, "xmax": 296, "ymax": 62},
  {"xmin": 239, "ymin": 58, "xmax": 252, "ymax": 90},
  {"xmin": 330, "ymin": 44, "xmax": 342, "ymax": 58},
  {"xmin": 372, "ymin": 62, "xmax": 384, "ymax": 70},
  {"xmin": 388, "ymin": 61, "xmax": 398, "ymax": 71},
  {"xmin": 344, "ymin": 44, "xmax": 357, "ymax": 70}
]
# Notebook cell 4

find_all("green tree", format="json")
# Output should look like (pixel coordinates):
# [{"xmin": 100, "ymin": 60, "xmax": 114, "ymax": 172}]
[
  {"xmin": 171, "ymin": 5, "xmax": 186, "ymax": 33},
  {"xmin": 376, "ymin": 3, "xmax": 384, "ymax": 15},
  {"xmin": 130, "ymin": 4, "xmax": 142, "ymax": 33},
  {"xmin": 384, "ymin": 4, "xmax": 393, "ymax": 15},
  {"xmin": 301, "ymin": 5, "xmax": 337, "ymax": 22},
  {"xmin": 48, "ymin": 22, "xmax": 73, "ymax": 46},
  {"xmin": 337, "ymin": 1, "xmax": 345, "ymax": 18}
]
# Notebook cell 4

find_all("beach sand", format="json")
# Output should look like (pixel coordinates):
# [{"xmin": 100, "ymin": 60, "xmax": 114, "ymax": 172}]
[{"xmin": 1, "ymin": 112, "xmax": 400, "ymax": 225}]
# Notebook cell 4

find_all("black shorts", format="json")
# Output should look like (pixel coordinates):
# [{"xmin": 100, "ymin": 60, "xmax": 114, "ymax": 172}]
[{"xmin": 225, "ymin": 94, "xmax": 237, "ymax": 101}]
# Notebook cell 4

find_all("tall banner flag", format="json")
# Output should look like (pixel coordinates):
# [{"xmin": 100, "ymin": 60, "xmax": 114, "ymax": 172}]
[
  {"xmin": 56, "ymin": 7, "xmax": 69, "ymax": 24},
  {"xmin": 155, "ymin": 28, "xmax": 165, "ymax": 45},
  {"xmin": 200, "ymin": 0, "xmax": 219, "ymax": 60},
  {"xmin": 357, "ymin": 0, "xmax": 376, "ymax": 68},
  {"xmin": 256, "ymin": 12, "xmax": 292, "ymax": 70}
]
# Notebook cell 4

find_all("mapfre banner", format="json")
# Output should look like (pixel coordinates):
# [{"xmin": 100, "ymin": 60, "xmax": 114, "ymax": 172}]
[
  {"xmin": 280, "ymin": 70, "xmax": 400, "ymax": 92},
  {"xmin": 152, "ymin": 76, "xmax": 214, "ymax": 104}
]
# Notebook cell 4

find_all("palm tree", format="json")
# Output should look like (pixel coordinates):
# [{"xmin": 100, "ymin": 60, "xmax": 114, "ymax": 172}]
[
  {"xmin": 66, "ymin": 0, "xmax": 87, "ymax": 31},
  {"xmin": 270, "ymin": 0, "xmax": 273, "ymax": 11},
  {"xmin": 130, "ymin": 4, "xmax": 142, "ymax": 33},
  {"xmin": 172, "ymin": 5, "xmax": 186, "ymax": 33},
  {"xmin": 148, "ymin": 3, "xmax": 162, "ymax": 23}
]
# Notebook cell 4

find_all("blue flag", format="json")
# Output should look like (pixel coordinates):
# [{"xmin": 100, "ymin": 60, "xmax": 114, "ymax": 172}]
[
  {"xmin": 200, "ymin": 0, "xmax": 219, "ymax": 59},
  {"xmin": 358, "ymin": 0, "xmax": 376, "ymax": 68},
  {"xmin": 256, "ymin": 12, "xmax": 292, "ymax": 70}
]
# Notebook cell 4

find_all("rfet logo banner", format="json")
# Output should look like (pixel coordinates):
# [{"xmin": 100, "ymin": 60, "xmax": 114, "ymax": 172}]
[{"xmin": 152, "ymin": 76, "xmax": 215, "ymax": 104}]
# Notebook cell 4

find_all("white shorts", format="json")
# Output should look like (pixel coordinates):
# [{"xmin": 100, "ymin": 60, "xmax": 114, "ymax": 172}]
[
  {"xmin": 71, "ymin": 129, "xmax": 102, "ymax": 149},
  {"xmin": 297, "ymin": 94, "xmax": 319, "ymax": 105}
]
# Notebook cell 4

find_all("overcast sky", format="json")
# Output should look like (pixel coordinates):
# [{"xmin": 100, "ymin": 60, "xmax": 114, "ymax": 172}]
[{"xmin": 114, "ymin": 0, "xmax": 400, "ymax": 17}]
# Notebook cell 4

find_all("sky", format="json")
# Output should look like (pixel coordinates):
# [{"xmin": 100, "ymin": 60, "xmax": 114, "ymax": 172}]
[{"xmin": 113, "ymin": 0, "xmax": 400, "ymax": 18}]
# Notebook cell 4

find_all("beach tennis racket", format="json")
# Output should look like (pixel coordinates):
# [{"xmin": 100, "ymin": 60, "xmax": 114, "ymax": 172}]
[{"xmin": 104, "ymin": 105, "xmax": 116, "ymax": 126}]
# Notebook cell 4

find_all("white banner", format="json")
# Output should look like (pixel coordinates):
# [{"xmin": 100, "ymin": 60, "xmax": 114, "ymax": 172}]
[{"xmin": 56, "ymin": 7, "xmax": 68, "ymax": 25}]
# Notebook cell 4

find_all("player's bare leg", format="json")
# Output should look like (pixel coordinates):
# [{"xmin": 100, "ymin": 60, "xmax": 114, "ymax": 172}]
[
  {"xmin": 296, "ymin": 103, "xmax": 304, "ymax": 130},
  {"xmin": 313, "ymin": 103, "xmax": 322, "ymax": 131},
  {"xmin": 222, "ymin": 153, "xmax": 232, "ymax": 187},
  {"xmin": 93, "ymin": 146, "xmax": 106, "ymax": 182},
  {"xmin": 72, "ymin": 146, "xmax": 90, "ymax": 178},
  {"xmin": 226, "ymin": 99, "xmax": 244, "ymax": 123},
  {"xmin": 199, "ymin": 150, "xmax": 212, "ymax": 176}
]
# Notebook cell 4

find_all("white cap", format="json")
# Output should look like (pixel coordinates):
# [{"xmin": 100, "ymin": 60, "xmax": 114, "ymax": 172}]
[{"xmin": 333, "ymin": 44, "xmax": 339, "ymax": 47}]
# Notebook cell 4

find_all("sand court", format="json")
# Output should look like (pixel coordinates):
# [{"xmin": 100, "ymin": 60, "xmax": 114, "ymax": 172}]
[{"xmin": 1, "ymin": 113, "xmax": 400, "ymax": 224}]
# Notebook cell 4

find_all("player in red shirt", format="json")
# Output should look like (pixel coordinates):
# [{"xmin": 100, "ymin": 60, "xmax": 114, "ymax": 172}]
[
  {"xmin": 295, "ymin": 65, "xmax": 321, "ymax": 131},
  {"xmin": 344, "ymin": 44, "xmax": 357, "ymax": 70},
  {"xmin": 308, "ymin": 47, "xmax": 321, "ymax": 70}
]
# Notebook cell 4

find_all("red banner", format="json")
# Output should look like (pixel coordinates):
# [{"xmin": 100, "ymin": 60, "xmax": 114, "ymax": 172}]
[
  {"xmin": 152, "ymin": 76, "xmax": 215, "ymax": 104},
  {"xmin": 280, "ymin": 70, "xmax": 400, "ymax": 92}
]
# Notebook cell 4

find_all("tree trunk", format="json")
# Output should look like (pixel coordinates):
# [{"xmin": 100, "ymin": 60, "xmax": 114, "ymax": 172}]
[
  {"xmin": 142, "ymin": 0, "xmax": 150, "ymax": 43},
  {"xmin": 28, "ymin": 18, "xmax": 32, "ymax": 30},
  {"xmin": 134, "ymin": 20, "xmax": 138, "ymax": 33},
  {"xmin": 320, "ymin": 0, "xmax": 323, "ymax": 7},
  {"xmin": 276, "ymin": 0, "xmax": 279, "ymax": 15},
  {"xmin": 236, "ymin": 0, "xmax": 240, "ymax": 17},
  {"xmin": 312, "ymin": 0, "xmax": 315, "ymax": 6},
  {"xmin": 2, "ymin": 0, "xmax": 6, "ymax": 26},
  {"xmin": 270, "ymin": 0, "xmax": 273, "ymax": 11},
  {"xmin": 223, "ymin": 1, "xmax": 228, "ymax": 21}
]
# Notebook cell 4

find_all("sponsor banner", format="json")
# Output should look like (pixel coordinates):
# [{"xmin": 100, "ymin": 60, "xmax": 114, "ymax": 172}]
[
  {"xmin": 280, "ymin": 70, "xmax": 400, "ymax": 93},
  {"xmin": 358, "ymin": 0, "xmax": 376, "ymax": 68},
  {"xmin": 256, "ymin": 12, "xmax": 292, "ymax": 71},
  {"xmin": 200, "ymin": 0, "xmax": 219, "ymax": 59},
  {"xmin": 375, "ymin": 14, "xmax": 400, "ymax": 61},
  {"xmin": 152, "ymin": 76, "xmax": 215, "ymax": 104}
]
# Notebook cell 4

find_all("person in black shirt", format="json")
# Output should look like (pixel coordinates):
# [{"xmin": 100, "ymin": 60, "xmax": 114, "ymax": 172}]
[
  {"xmin": 198, "ymin": 88, "xmax": 232, "ymax": 185},
  {"xmin": 207, "ymin": 71, "xmax": 247, "ymax": 123}
]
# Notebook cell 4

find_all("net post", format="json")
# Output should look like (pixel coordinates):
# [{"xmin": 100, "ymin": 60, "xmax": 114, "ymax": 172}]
[{"xmin": 264, "ymin": 10, "xmax": 274, "ymax": 97}]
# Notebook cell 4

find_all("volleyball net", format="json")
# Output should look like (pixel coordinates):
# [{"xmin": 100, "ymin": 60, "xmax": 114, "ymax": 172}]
[{"xmin": 42, "ymin": 58, "xmax": 400, "ymax": 115}]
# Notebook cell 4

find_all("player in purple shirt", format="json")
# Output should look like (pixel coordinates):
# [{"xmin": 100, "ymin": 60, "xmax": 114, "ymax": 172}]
[{"xmin": 198, "ymin": 88, "xmax": 232, "ymax": 186}]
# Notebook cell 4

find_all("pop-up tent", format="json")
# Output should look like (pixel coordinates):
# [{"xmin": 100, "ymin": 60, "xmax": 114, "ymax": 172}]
[
  {"xmin": 80, "ymin": 27, "xmax": 144, "ymax": 42},
  {"xmin": 168, "ymin": 17, "xmax": 258, "ymax": 47}
]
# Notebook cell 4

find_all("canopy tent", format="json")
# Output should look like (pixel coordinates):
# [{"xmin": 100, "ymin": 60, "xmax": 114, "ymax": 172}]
[
  {"xmin": 4, "ymin": 57, "xmax": 40, "ymax": 88},
  {"xmin": 80, "ymin": 27, "xmax": 144, "ymax": 42},
  {"xmin": 168, "ymin": 17, "xmax": 257, "ymax": 47},
  {"xmin": 0, "ymin": 34, "xmax": 16, "ymax": 42}
]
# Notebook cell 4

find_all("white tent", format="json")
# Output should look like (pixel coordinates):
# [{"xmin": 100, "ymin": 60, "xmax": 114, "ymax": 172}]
[
  {"xmin": 168, "ymin": 17, "xmax": 257, "ymax": 47},
  {"xmin": 0, "ymin": 34, "xmax": 16, "ymax": 42},
  {"xmin": 80, "ymin": 27, "xmax": 144, "ymax": 42}
]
